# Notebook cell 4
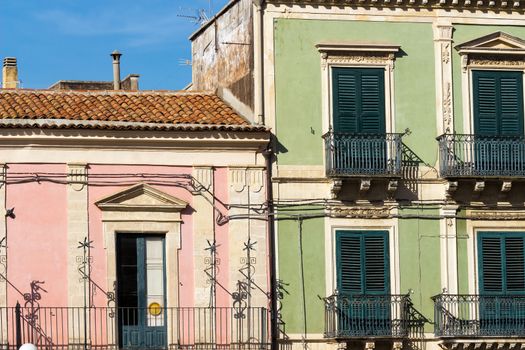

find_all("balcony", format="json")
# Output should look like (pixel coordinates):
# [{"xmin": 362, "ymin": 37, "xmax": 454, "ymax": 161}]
[
  {"xmin": 438, "ymin": 134, "xmax": 525, "ymax": 178},
  {"xmin": 433, "ymin": 294, "xmax": 525, "ymax": 337},
  {"xmin": 0, "ymin": 305, "xmax": 270, "ymax": 350},
  {"xmin": 323, "ymin": 132, "xmax": 404, "ymax": 178},
  {"xmin": 323, "ymin": 293, "xmax": 413, "ymax": 339}
]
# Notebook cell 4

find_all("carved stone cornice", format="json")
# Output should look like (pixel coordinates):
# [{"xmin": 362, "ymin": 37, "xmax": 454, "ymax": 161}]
[
  {"xmin": 329, "ymin": 206, "xmax": 391, "ymax": 219},
  {"xmin": 266, "ymin": 0, "xmax": 524, "ymax": 11},
  {"xmin": 317, "ymin": 43, "xmax": 399, "ymax": 71},
  {"xmin": 468, "ymin": 54, "xmax": 525, "ymax": 68},
  {"xmin": 469, "ymin": 210, "xmax": 525, "ymax": 220}
]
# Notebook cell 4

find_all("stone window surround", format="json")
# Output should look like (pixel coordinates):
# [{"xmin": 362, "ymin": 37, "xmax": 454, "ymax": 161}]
[
  {"xmin": 317, "ymin": 42, "xmax": 401, "ymax": 136},
  {"xmin": 465, "ymin": 214, "xmax": 525, "ymax": 295},
  {"xmin": 457, "ymin": 33, "xmax": 525, "ymax": 135},
  {"xmin": 324, "ymin": 211, "xmax": 401, "ymax": 298}
]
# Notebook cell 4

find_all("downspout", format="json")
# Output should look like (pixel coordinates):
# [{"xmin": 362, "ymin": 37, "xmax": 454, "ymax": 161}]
[
  {"xmin": 253, "ymin": 0, "xmax": 265, "ymax": 125},
  {"xmin": 255, "ymin": 1, "xmax": 275, "ymax": 347},
  {"xmin": 263, "ymin": 144, "xmax": 278, "ymax": 350}
]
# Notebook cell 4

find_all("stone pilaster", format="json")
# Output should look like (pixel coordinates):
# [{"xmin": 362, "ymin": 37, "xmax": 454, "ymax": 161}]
[
  {"xmin": 192, "ymin": 166, "xmax": 215, "ymax": 307},
  {"xmin": 66, "ymin": 163, "xmax": 88, "ymax": 345},
  {"xmin": 246, "ymin": 167, "xmax": 267, "ymax": 307},
  {"xmin": 228, "ymin": 167, "xmax": 249, "ymax": 299},
  {"xmin": 228, "ymin": 167, "xmax": 268, "ymax": 308},
  {"xmin": 433, "ymin": 23, "xmax": 454, "ymax": 135},
  {"xmin": 440, "ymin": 205, "xmax": 459, "ymax": 294}
]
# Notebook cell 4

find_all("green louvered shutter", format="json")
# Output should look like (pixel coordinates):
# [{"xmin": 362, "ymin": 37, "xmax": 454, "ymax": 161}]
[
  {"xmin": 505, "ymin": 237, "xmax": 525, "ymax": 293},
  {"xmin": 478, "ymin": 233, "xmax": 525, "ymax": 330},
  {"xmin": 333, "ymin": 69, "xmax": 358, "ymax": 133},
  {"xmin": 500, "ymin": 74, "xmax": 524, "ymax": 136},
  {"xmin": 479, "ymin": 234, "xmax": 504, "ymax": 294},
  {"xmin": 364, "ymin": 234, "xmax": 389, "ymax": 294},
  {"xmin": 332, "ymin": 68, "xmax": 386, "ymax": 134},
  {"xmin": 473, "ymin": 70, "xmax": 524, "ymax": 136},
  {"xmin": 337, "ymin": 234, "xmax": 363, "ymax": 294},
  {"xmin": 336, "ymin": 231, "xmax": 389, "ymax": 295},
  {"xmin": 478, "ymin": 232, "xmax": 525, "ymax": 295}
]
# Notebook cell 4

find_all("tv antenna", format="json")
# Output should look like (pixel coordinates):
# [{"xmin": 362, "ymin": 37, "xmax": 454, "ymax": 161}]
[{"xmin": 177, "ymin": 0, "xmax": 213, "ymax": 26}]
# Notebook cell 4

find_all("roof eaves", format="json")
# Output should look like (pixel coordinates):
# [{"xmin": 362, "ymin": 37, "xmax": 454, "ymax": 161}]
[{"xmin": 0, "ymin": 118, "xmax": 270, "ymax": 132}]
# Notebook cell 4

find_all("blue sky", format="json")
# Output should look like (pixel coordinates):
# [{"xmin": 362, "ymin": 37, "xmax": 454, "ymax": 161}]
[{"xmin": 1, "ymin": 0, "xmax": 229, "ymax": 90}]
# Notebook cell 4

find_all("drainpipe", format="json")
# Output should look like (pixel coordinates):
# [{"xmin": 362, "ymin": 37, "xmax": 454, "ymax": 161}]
[
  {"xmin": 263, "ymin": 144, "xmax": 278, "ymax": 350},
  {"xmin": 253, "ymin": 0, "xmax": 264, "ymax": 125}
]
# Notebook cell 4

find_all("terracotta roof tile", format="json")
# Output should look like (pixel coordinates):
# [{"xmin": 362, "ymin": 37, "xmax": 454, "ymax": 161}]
[{"xmin": 0, "ymin": 89, "xmax": 263, "ymax": 131}]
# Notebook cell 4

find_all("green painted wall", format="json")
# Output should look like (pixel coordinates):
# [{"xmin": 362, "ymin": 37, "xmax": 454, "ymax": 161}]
[
  {"xmin": 398, "ymin": 208, "xmax": 441, "ymax": 332},
  {"xmin": 278, "ymin": 208, "xmax": 444, "ymax": 334},
  {"xmin": 456, "ymin": 210, "xmax": 469, "ymax": 295},
  {"xmin": 452, "ymin": 25, "xmax": 525, "ymax": 134},
  {"xmin": 274, "ymin": 19, "xmax": 436, "ymax": 166},
  {"xmin": 278, "ymin": 215, "xmax": 326, "ymax": 334}
]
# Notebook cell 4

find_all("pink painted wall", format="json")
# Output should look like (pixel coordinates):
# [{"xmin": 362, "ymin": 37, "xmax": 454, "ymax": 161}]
[
  {"xmin": 6, "ymin": 164, "xmax": 68, "ymax": 307},
  {"xmin": 4, "ymin": 163, "xmax": 265, "ymax": 312}
]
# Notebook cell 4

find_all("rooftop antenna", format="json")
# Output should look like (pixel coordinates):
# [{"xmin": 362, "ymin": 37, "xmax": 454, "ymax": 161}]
[
  {"xmin": 178, "ymin": 59, "xmax": 192, "ymax": 66},
  {"xmin": 177, "ymin": 0, "xmax": 213, "ymax": 26}
]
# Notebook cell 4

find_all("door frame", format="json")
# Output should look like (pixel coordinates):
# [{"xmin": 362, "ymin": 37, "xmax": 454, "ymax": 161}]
[{"xmin": 116, "ymin": 234, "xmax": 168, "ymax": 349}]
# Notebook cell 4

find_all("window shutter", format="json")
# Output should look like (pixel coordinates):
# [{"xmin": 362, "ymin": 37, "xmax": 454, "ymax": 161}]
[
  {"xmin": 474, "ymin": 72, "xmax": 498, "ymax": 136},
  {"xmin": 479, "ymin": 235, "xmax": 504, "ymax": 294},
  {"xmin": 336, "ymin": 231, "xmax": 389, "ymax": 295},
  {"xmin": 359, "ymin": 71, "xmax": 385, "ymax": 134},
  {"xmin": 364, "ymin": 234, "xmax": 389, "ymax": 294},
  {"xmin": 500, "ymin": 73, "xmax": 524, "ymax": 136},
  {"xmin": 333, "ymin": 69, "xmax": 358, "ymax": 133},
  {"xmin": 505, "ymin": 236, "xmax": 525, "ymax": 293},
  {"xmin": 332, "ymin": 68, "xmax": 385, "ymax": 134},
  {"xmin": 337, "ymin": 234, "xmax": 362, "ymax": 294},
  {"xmin": 473, "ymin": 70, "xmax": 524, "ymax": 136}
]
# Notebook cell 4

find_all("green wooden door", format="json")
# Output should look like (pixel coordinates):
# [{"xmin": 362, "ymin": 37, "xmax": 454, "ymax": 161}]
[
  {"xmin": 473, "ymin": 70, "xmax": 524, "ymax": 173},
  {"xmin": 478, "ymin": 232, "xmax": 525, "ymax": 332},
  {"xmin": 117, "ymin": 235, "xmax": 167, "ymax": 349},
  {"xmin": 336, "ymin": 230, "xmax": 390, "ymax": 336}
]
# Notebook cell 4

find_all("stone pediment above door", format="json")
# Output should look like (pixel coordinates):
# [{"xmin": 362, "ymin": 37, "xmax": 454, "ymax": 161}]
[{"xmin": 95, "ymin": 183, "xmax": 188, "ymax": 212}]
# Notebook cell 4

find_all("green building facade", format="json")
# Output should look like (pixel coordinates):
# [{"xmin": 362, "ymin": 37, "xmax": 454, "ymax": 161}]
[{"xmin": 190, "ymin": 2, "xmax": 525, "ymax": 349}]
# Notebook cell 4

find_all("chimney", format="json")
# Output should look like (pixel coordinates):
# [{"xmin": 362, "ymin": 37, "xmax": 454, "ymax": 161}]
[
  {"xmin": 110, "ymin": 50, "xmax": 122, "ymax": 90},
  {"xmin": 2, "ymin": 57, "xmax": 18, "ymax": 89},
  {"xmin": 128, "ymin": 74, "xmax": 139, "ymax": 91},
  {"xmin": 121, "ymin": 74, "xmax": 140, "ymax": 91}
]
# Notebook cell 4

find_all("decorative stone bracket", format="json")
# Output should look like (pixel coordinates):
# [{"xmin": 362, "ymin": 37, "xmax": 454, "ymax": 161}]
[{"xmin": 67, "ymin": 163, "xmax": 88, "ymax": 191}]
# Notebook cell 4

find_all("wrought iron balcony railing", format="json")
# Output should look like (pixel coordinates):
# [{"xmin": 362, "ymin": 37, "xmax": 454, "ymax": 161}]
[
  {"xmin": 438, "ymin": 133, "xmax": 525, "ymax": 178},
  {"xmin": 323, "ymin": 132, "xmax": 403, "ymax": 177},
  {"xmin": 433, "ymin": 293, "xmax": 525, "ymax": 337},
  {"xmin": 0, "ymin": 304, "xmax": 269, "ymax": 350},
  {"xmin": 323, "ymin": 293, "xmax": 412, "ymax": 339}
]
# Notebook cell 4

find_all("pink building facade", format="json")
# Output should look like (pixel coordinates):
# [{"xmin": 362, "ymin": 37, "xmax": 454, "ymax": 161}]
[{"xmin": 0, "ymin": 89, "xmax": 270, "ymax": 350}]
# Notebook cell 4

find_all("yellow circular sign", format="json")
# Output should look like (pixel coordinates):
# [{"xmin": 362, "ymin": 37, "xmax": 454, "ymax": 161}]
[{"xmin": 148, "ymin": 302, "xmax": 162, "ymax": 316}]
